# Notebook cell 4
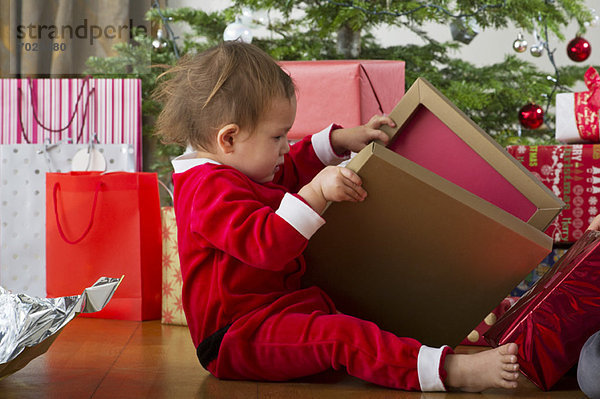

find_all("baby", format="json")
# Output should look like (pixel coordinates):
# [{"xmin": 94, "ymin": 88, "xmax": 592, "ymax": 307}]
[{"xmin": 153, "ymin": 40, "xmax": 520, "ymax": 392}]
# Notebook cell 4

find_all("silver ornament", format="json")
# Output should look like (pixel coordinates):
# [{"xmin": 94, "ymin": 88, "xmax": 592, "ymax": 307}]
[
  {"xmin": 450, "ymin": 17, "xmax": 478, "ymax": 44},
  {"xmin": 223, "ymin": 22, "xmax": 253, "ymax": 43},
  {"xmin": 152, "ymin": 29, "xmax": 168, "ymax": 50},
  {"xmin": 530, "ymin": 43, "xmax": 544, "ymax": 57},
  {"xmin": 513, "ymin": 33, "xmax": 527, "ymax": 53}
]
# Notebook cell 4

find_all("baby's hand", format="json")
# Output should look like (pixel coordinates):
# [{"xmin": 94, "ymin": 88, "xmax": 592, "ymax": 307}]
[
  {"xmin": 331, "ymin": 115, "xmax": 396, "ymax": 155},
  {"xmin": 298, "ymin": 166, "xmax": 366, "ymax": 214}
]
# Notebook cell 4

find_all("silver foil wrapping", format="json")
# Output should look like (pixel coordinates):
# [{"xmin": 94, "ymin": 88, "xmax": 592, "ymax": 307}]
[{"xmin": 0, "ymin": 276, "xmax": 122, "ymax": 377}]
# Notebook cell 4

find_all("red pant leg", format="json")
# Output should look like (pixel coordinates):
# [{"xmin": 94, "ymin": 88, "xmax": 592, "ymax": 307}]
[{"xmin": 210, "ymin": 310, "xmax": 437, "ymax": 390}]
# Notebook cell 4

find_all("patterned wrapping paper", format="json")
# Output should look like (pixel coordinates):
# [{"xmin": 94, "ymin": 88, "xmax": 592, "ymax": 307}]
[
  {"xmin": 484, "ymin": 230, "xmax": 600, "ymax": 390},
  {"xmin": 462, "ymin": 248, "xmax": 568, "ymax": 346},
  {"xmin": 506, "ymin": 144, "xmax": 600, "ymax": 243},
  {"xmin": 161, "ymin": 207, "xmax": 186, "ymax": 326},
  {"xmin": 510, "ymin": 248, "xmax": 568, "ymax": 297}
]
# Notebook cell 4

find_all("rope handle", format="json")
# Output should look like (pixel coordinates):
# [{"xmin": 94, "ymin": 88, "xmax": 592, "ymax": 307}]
[
  {"xmin": 17, "ymin": 77, "xmax": 95, "ymax": 144},
  {"xmin": 157, "ymin": 178, "xmax": 174, "ymax": 203},
  {"xmin": 53, "ymin": 181, "xmax": 103, "ymax": 245}
]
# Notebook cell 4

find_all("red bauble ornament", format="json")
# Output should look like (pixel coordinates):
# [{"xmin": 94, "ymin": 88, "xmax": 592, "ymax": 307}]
[
  {"xmin": 519, "ymin": 103, "xmax": 544, "ymax": 130},
  {"xmin": 567, "ymin": 36, "xmax": 591, "ymax": 62}
]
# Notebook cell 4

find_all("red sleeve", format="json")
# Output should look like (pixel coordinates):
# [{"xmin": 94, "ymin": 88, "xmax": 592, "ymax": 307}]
[
  {"xmin": 273, "ymin": 134, "xmax": 325, "ymax": 192},
  {"xmin": 273, "ymin": 124, "xmax": 348, "ymax": 192},
  {"xmin": 189, "ymin": 169, "xmax": 313, "ymax": 271}
]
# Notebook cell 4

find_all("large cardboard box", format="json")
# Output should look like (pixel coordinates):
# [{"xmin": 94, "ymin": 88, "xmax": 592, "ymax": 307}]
[
  {"xmin": 379, "ymin": 78, "xmax": 564, "ymax": 232},
  {"xmin": 507, "ymin": 144, "xmax": 600, "ymax": 243},
  {"xmin": 304, "ymin": 143, "xmax": 553, "ymax": 348},
  {"xmin": 279, "ymin": 60, "xmax": 405, "ymax": 139},
  {"xmin": 485, "ymin": 230, "xmax": 600, "ymax": 390}
]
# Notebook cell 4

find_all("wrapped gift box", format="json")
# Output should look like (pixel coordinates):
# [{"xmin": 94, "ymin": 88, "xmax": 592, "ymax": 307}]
[
  {"xmin": 279, "ymin": 60, "xmax": 405, "ymax": 139},
  {"xmin": 511, "ymin": 248, "xmax": 568, "ymax": 296},
  {"xmin": 161, "ymin": 207, "xmax": 186, "ymax": 326},
  {"xmin": 381, "ymin": 78, "xmax": 564, "ymax": 232},
  {"xmin": 506, "ymin": 144, "xmax": 600, "ymax": 243},
  {"xmin": 485, "ymin": 230, "xmax": 600, "ymax": 391},
  {"xmin": 556, "ymin": 67, "xmax": 600, "ymax": 143},
  {"xmin": 304, "ymin": 142, "xmax": 553, "ymax": 348}
]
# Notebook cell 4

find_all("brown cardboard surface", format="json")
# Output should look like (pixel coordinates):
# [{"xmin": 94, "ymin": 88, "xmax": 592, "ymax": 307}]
[
  {"xmin": 379, "ymin": 78, "xmax": 564, "ymax": 232},
  {"xmin": 304, "ymin": 143, "xmax": 553, "ymax": 348}
]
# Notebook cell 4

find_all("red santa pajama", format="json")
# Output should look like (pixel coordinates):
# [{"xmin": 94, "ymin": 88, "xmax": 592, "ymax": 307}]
[{"xmin": 172, "ymin": 125, "xmax": 452, "ymax": 391}]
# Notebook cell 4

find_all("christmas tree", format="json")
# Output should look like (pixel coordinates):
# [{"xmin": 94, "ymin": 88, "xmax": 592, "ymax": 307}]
[{"xmin": 86, "ymin": 0, "xmax": 599, "ymax": 182}]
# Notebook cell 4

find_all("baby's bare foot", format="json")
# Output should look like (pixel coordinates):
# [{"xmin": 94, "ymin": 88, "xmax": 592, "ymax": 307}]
[{"xmin": 444, "ymin": 343, "xmax": 520, "ymax": 392}]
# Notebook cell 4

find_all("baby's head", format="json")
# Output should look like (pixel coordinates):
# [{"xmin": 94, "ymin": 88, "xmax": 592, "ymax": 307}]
[{"xmin": 154, "ymin": 41, "xmax": 296, "ymax": 153}]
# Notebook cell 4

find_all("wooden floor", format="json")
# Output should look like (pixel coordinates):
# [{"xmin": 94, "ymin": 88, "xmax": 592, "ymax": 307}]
[{"xmin": 0, "ymin": 318, "xmax": 587, "ymax": 399}]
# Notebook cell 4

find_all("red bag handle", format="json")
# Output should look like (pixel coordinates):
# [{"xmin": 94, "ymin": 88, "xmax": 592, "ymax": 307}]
[
  {"xmin": 17, "ymin": 77, "xmax": 95, "ymax": 144},
  {"xmin": 53, "ymin": 181, "xmax": 103, "ymax": 244}
]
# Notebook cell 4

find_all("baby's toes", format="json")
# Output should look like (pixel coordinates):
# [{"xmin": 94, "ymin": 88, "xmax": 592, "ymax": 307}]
[
  {"xmin": 499, "ymin": 343, "xmax": 519, "ymax": 356},
  {"xmin": 498, "ymin": 378, "xmax": 519, "ymax": 389},
  {"xmin": 502, "ymin": 362, "xmax": 519, "ymax": 372},
  {"xmin": 502, "ymin": 354, "xmax": 518, "ymax": 365},
  {"xmin": 501, "ymin": 371, "xmax": 520, "ymax": 381}
]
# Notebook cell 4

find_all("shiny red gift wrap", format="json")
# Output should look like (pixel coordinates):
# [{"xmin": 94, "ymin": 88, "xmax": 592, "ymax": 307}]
[{"xmin": 484, "ymin": 230, "xmax": 600, "ymax": 390}]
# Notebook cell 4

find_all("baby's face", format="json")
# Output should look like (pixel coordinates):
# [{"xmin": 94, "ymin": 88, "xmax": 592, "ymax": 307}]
[{"xmin": 230, "ymin": 96, "xmax": 297, "ymax": 183}]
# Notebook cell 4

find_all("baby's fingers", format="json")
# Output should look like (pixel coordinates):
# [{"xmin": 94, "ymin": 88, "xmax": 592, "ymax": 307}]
[
  {"xmin": 347, "ymin": 184, "xmax": 367, "ymax": 201},
  {"xmin": 339, "ymin": 167, "xmax": 363, "ymax": 186},
  {"xmin": 339, "ymin": 168, "xmax": 367, "ymax": 201},
  {"xmin": 368, "ymin": 115, "xmax": 396, "ymax": 129}
]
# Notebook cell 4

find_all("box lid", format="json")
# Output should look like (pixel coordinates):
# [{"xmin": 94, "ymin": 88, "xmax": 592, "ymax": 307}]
[{"xmin": 380, "ymin": 77, "xmax": 565, "ymax": 232}]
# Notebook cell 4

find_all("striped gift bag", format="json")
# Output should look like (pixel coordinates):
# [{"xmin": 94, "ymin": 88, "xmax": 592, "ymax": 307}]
[{"xmin": 0, "ymin": 78, "xmax": 142, "ymax": 170}]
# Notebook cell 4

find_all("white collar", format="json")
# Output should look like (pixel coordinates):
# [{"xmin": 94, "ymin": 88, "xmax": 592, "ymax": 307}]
[{"xmin": 171, "ymin": 153, "xmax": 222, "ymax": 173}]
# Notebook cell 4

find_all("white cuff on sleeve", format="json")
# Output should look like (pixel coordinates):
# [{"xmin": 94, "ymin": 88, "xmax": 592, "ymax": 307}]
[
  {"xmin": 311, "ymin": 124, "xmax": 349, "ymax": 166},
  {"xmin": 417, "ymin": 345, "xmax": 448, "ymax": 392},
  {"xmin": 275, "ymin": 193, "xmax": 325, "ymax": 239}
]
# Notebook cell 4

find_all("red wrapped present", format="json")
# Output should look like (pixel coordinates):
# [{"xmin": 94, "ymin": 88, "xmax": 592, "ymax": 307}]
[
  {"xmin": 506, "ymin": 144, "xmax": 600, "ymax": 243},
  {"xmin": 556, "ymin": 67, "xmax": 600, "ymax": 143},
  {"xmin": 279, "ymin": 60, "xmax": 405, "ymax": 139},
  {"xmin": 484, "ymin": 230, "xmax": 600, "ymax": 390},
  {"xmin": 460, "ymin": 297, "xmax": 518, "ymax": 346}
]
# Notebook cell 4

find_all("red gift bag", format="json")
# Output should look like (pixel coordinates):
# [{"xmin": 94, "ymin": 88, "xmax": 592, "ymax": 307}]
[{"xmin": 46, "ymin": 172, "xmax": 162, "ymax": 320}]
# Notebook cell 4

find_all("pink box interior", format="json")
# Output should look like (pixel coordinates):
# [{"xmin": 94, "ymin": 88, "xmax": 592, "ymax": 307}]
[{"xmin": 388, "ymin": 105, "xmax": 538, "ymax": 222}]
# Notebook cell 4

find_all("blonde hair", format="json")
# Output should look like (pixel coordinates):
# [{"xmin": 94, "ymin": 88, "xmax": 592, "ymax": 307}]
[{"xmin": 153, "ymin": 41, "xmax": 296, "ymax": 151}]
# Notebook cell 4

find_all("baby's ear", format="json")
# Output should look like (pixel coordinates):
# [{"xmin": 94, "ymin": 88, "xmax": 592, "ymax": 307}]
[{"xmin": 216, "ymin": 124, "xmax": 240, "ymax": 154}]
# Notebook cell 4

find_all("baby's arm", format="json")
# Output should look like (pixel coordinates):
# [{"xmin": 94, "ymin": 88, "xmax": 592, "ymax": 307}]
[
  {"xmin": 298, "ymin": 166, "xmax": 366, "ymax": 214},
  {"xmin": 295, "ymin": 115, "xmax": 394, "ymax": 214},
  {"xmin": 191, "ymin": 170, "xmax": 322, "ymax": 271},
  {"xmin": 330, "ymin": 115, "xmax": 395, "ymax": 155}
]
